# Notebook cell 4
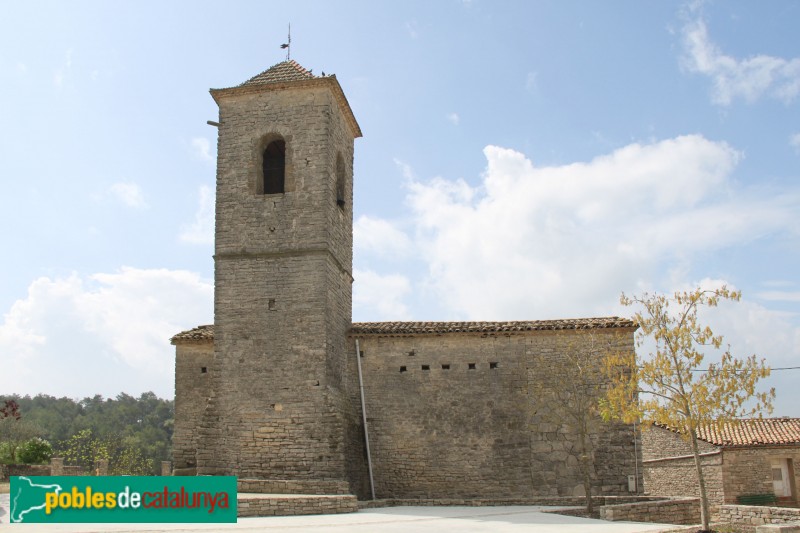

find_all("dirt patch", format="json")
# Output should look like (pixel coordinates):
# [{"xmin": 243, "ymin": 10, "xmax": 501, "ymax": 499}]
[{"xmin": 0, "ymin": 483, "xmax": 9, "ymax": 494}]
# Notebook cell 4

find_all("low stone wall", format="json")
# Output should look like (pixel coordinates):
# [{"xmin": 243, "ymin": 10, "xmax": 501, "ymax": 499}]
[
  {"xmin": 359, "ymin": 495, "xmax": 662, "ymax": 509},
  {"xmin": 600, "ymin": 497, "xmax": 700, "ymax": 525},
  {"xmin": 0, "ymin": 464, "xmax": 51, "ymax": 480},
  {"xmin": 238, "ymin": 494, "xmax": 358, "ymax": 517},
  {"xmin": 237, "ymin": 478, "xmax": 351, "ymax": 495},
  {"xmin": 755, "ymin": 525, "xmax": 800, "ymax": 533},
  {"xmin": 50, "ymin": 457, "xmax": 89, "ymax": 477},
  {"xmin": 719, "ymin": 504, "xmax": 800, "ymax": 527},
  {"xmin": 62, "ymin": 466, "xmax": 87, "ymax": 476}
]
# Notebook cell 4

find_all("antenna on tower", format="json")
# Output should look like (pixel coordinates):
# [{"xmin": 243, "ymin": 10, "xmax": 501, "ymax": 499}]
[{"xmin": 280, "ymin": 23, "xmax": 291, "ymax": 61}]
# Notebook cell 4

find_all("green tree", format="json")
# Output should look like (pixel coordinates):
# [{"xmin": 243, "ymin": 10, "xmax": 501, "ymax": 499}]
[
  {"xmin": 3, "ymin": 392, "xmax": 174, "ymax": 475},
  {"xmin": 601, "ymin": 286, "xmax": 774, "ymax": 531},
  {"xmin": 111, "ymin": 443, "xmax": 154, "ymax": 476},
  {"xmin": 56, "ymin": 428, "xmax": 157, "ymax": 476},
  {"xmin": 58, "ymin": 429, "xmax": 110, "ymax": 471},
  {"xmin": 0, "ymin": 400, "xmax": 43, "ymax": 464}
]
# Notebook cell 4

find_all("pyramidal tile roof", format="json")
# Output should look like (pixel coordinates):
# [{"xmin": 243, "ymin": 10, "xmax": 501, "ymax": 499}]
[
  {"xmin": 239, "ymin": 60, "xmax": 315, "ymax": 87},
  {"xmin": 171, "ymin": 317, "xmax": 635, "ymax": 343},
  {"xmin": 657, "ymin": 418, "xmax": 800, "ymax": 447},
  {"xmin": 210, "ymin": 59, "xmax": 362, "ymax": 138}
]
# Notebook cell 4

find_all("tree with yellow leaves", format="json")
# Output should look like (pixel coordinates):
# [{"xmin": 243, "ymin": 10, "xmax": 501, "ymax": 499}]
[{"xmin": 601, "ymin": 286, "xmax": 774, "ymax": 531}]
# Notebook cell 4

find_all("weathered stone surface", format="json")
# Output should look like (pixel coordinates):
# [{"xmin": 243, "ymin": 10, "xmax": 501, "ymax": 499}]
[
  {"xmin": 191, "ymin": 68, "xmax": 360, "ymax": 493},
  {"xmin": 643, "ymin": 425, "xmax": 800, "ymax": 507},
  {"xmin": 237, "ymin": 493, "xmax": 358, "ymax": 517},
  {"xmin": 720, "ymin": 504, "xmax": 800, "ymax": 528},
  {"xmin": 172, "ymin": 61, "xmax": 642, "ymax": 503},
  {"xmin": 599, "ymin": 497, "xmax": 700, "ymax": 525},
  {"xmin": 172, "ymin": 340, "xmax": 212, "ymax": 472},
  {"xmin": 352, "ymin": 329, "xmax": 640, "ymax": 499}
]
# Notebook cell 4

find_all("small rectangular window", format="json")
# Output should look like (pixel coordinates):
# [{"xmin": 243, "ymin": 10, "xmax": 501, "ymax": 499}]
[
  {"xmin": 468, "ymin": 363, "xmax": 476, "ymax": 370},
  {"xmin": 201, "ymin": 367, "xmax": 208, "ymax": 374},
  {"xmin": 441, "ymin": 364, "xmax": 450, "ymax": 370},
  {"xmin": 268, "ymin": 298, "xmax": 276, "ymax": 311},
  {"xmin": 421, "ymin": 365, "xmax": 430, "ymax": 371},
  {"xmin": 489, "ymin": 362, "xmax": 499, "ymax": 369},
  {"xmin": 399, "ymin": 366, "xmax": 407, "ymax": 373}
]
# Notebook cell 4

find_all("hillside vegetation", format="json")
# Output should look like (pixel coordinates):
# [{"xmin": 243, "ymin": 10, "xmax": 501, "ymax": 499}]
[{"xmin": 0, "ymin": 393, "xmax": 173, "ymax": 476}]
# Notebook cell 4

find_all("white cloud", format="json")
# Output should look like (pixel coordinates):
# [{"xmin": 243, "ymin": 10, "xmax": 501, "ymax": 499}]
[
  {"xmin": 53, "ymin": 49, "xmax": 73, "ymax": 88},
  {"xmin": 354, "ymin": 215, "xmax": 412, "ymax": 258},
  {"xmin": 790, "ymin": 133, "xmax": 800, "ymax": 153},
  {"xmin": 353, "ymin": 269, "xmax": 411, "ymax": 321},
  {"xmin": 191, "ymin": 137, "xmax": 215, "ymax": 163},
  {"xmin": 385, "ymin": 138, "xmax": 800, "ymax": 413},
  {"xmin": 757, "ymin": 290, "xmax": 800, "ymax": 303},
  {"xmin": 109, "ymin": 181, "xmax": 147, "ymax": 209},
  {"xmin": 377, "ymin": 135, "xmax": 798, "ymax": 321},
  {"xmin": 179, "ymin": 185, "xmax": 215, "ymax": 245},
  {"xmin": 0, "ymin": 268, "xmax": 213, "ymax": 398},
  {"xmin": 446, "ymin": 112, "xmax": 460, "ymax": 126},
  {"xmin": 682, "ymin": 18, "xmax": 800, "ymax": 105},
  {"xmin": 405, "ymin": 21, "xmax": 419, "ymax": 39},
  {"xmin": 525, "ymin": 71, "xmax": 538, "ymax": 93}
]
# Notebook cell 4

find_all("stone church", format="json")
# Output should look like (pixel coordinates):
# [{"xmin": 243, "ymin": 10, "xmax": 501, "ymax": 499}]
[{"xmin": 171, "ymin": 60, "xmax": 640, "ymax": 501}]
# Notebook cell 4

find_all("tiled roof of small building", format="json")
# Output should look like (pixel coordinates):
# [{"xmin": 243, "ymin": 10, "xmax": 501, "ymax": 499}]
[
  {"xmin": 657, "ymin": 418, "xmax": 800, "ymax": 447},
  {"xmin": 170, "ymin": 325, "xmax": 213, "ymax": 343},
  {"xmin": 350, "ymin": 317, "xmax": 635, "ymax": 336},
  {"xmin": 171, "ymin": 317, "xmax": 635, "ymax": 343},
  {"xmin": 239, "ymin": 60, "xmax": 315, "ymax": 87}
]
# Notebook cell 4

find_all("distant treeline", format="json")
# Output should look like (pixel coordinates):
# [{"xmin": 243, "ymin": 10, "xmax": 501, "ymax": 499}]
[{"xmin": 0, "ymin": 392, "xmax": 173, "ymax": 475}]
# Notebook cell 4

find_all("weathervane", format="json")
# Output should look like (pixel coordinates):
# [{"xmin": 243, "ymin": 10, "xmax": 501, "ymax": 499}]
[{"xmin": 280, "ymin": 23, "xmax": 291, "ymax": 61}]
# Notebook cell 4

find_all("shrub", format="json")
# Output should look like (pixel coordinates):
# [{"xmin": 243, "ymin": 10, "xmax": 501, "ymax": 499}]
[
  {"xmin": 18, "ymin": 437, "xmax": 53, "ymax": 464},
  {"xmin": 0, "ymin": 441, "xmax": 12, "ymax": 464}
]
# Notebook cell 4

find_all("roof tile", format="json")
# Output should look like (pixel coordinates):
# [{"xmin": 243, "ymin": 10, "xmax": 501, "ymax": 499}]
[
  {"xmin": 238, "ymin": 60, "xmax": 314, "ymax": 87},
  {"xmin": 349, "ymin": 317, "xmax": 635, "ymax": 336},
  {"xmin": 170, "ymin": 324, "xmax": 213, "ymax": 343},
  {"xmin": 171, "ymin": 317, "xmax": 634, "ymax": 342},
  {"xmin": 657, "ymin": 418, "xmax": 800, "ymax": 447}
]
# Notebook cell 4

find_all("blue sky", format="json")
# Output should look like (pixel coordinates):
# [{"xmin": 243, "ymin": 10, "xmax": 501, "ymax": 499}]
[{"xmin": 1, "ymin": 1, "xmax": 798, "ymax": 415}]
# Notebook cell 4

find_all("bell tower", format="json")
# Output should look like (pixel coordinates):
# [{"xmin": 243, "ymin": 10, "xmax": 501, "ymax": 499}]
[{"xmin": 196, "ymin": 61, "xmax": 362, "ymax": 487}]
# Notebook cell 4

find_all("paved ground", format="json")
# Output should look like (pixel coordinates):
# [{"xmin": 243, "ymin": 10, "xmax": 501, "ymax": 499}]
[{"xmin": 0, "ymin": 496, "xmax": 680, "ymax": 533}]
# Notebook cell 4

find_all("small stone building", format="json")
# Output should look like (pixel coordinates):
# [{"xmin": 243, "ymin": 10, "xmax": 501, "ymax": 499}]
[
  {"xmin": 642, "ymin": 419, "xmax": 800, "ymax": 506},
  {"xmin": 171, "ymin": 59, "xmax": 642, "ymax": 500}
]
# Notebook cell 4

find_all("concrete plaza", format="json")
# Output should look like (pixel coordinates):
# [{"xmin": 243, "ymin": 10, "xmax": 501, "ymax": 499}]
[{"xmin": 0, "ymin": 497, "xmax": 682, "ymax": 533}]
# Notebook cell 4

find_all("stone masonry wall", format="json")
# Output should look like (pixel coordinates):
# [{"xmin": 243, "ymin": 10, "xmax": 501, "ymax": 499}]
[
  {"xmin": 722, "ymin": 447, "xmax": 800, "ymax": 504},
  {"xmin": 600, "ymin": 497, "xmax": 700, "ymax": 525},
  {"xmin": 351, "ymin": 327, "xmax": 639, "ymax": 499},
  {"xmin": 0, "ymin": 464, "xmax": 51, "ymax": 480},
  {"xmin": 238, "ymin": 494, "xmax": 358, "ymax": 517},
  {"xmin": 719, "ymin": 504, "xmax": 800, "ymax": 527},
  {"xmin": 642, "ymin": 425, "xmax": 718, "ymax": 461},
  {"xmin": 642, "ymin": 426, "xmax": 724, "ymax": 505},
  {"xmin": 173, "ymin": 340, "xmax": 213, "ymax": 473},
  {"xmin": 197, "ymin": 81, "xmax": 357, "ymax": 484},
  {"xmin": 643, "ymin": 453, "xmax": 724, "ymax": 505}
]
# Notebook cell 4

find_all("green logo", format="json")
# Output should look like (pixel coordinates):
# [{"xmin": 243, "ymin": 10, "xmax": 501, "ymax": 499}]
[{"xmin": 9, "ymin": 476, "xmax": 237, "ymax": 523}]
